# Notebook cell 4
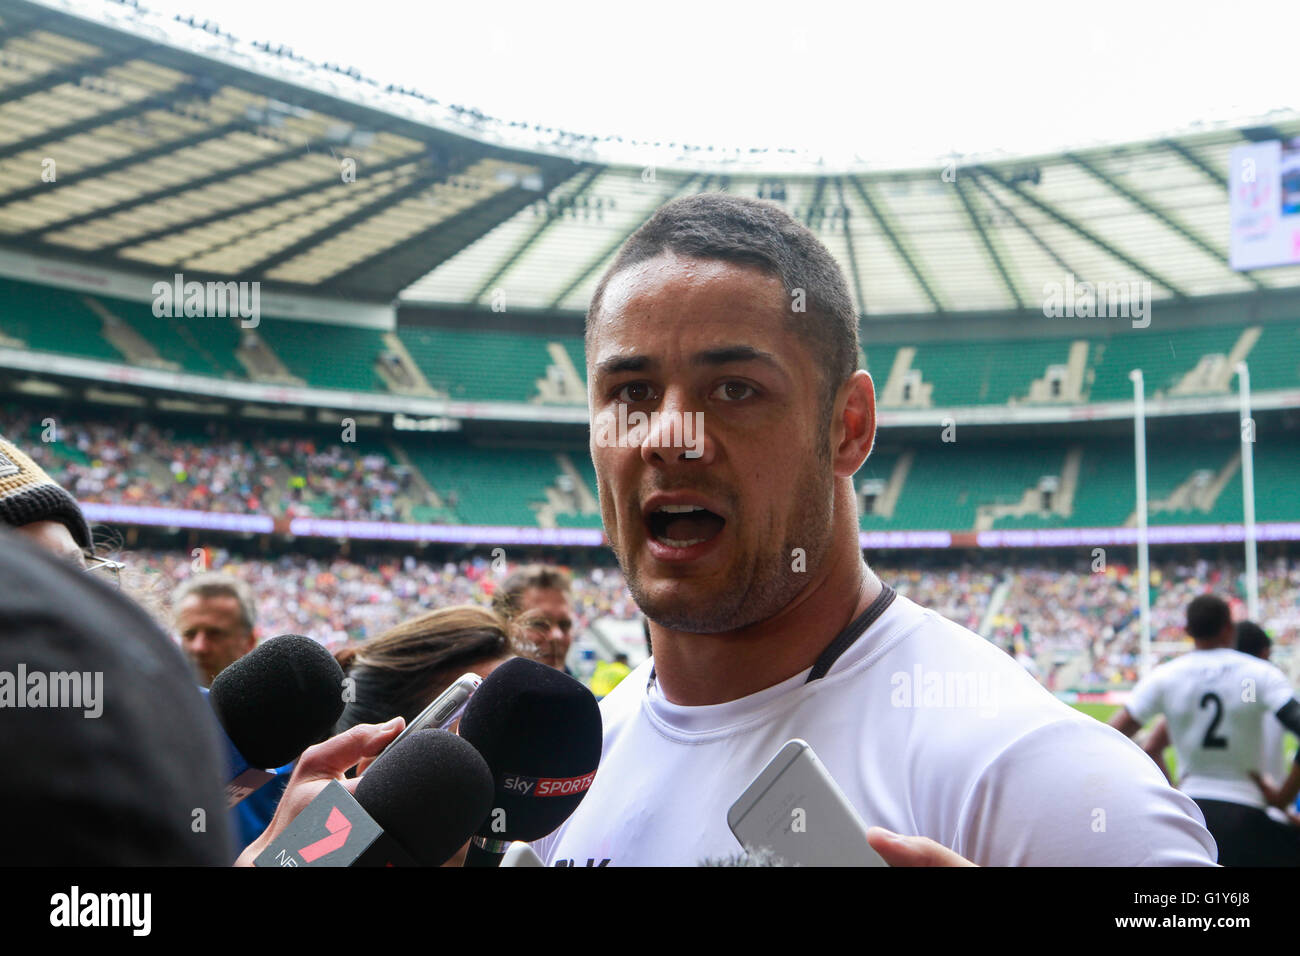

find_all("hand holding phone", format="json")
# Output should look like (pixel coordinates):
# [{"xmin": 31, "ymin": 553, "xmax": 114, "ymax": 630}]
[
  {"xmin": 361, "ymin": 673, "xmax": 483, "ymax": 775},
  {"xmin": 727, "ymin": 738, "xmax": 887, "ymax": 867}
]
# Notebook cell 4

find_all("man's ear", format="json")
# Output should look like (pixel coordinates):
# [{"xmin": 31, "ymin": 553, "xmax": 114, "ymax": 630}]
[{"xmin": 832, "ymin": 370, "xmax": 876, "ymax": 478}]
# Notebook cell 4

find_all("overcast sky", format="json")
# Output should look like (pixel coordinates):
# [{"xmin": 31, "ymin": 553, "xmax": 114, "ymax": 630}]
[{"xmin": 128, "ymin": 0, "xmax": 1295, "ymax": 168}]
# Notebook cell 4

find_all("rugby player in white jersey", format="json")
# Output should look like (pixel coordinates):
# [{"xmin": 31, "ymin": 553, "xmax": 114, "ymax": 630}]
[
  {"xmin": 535, "ymin": 193, "xmax": 1215, "ymax": 867},
  {"xmin": 1140, "ymin": 621, "xmax": 1296, "ymax": 821},
  {"xmin": 1111, "ymin": 596, "xmax": 1300, "ymax": 866}
]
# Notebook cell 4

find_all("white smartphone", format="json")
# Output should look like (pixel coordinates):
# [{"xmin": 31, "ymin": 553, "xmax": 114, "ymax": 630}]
[
  {"xmin": 727, "ymin": 738, "xmax": 887, "ymax": 867},
  {"xmin": 500, "ymin": 842, "xmax": 545, "ymax": 867},
  {"xmin": 375, "ymin": 672, "xmax": 482, "ymax": 761}
]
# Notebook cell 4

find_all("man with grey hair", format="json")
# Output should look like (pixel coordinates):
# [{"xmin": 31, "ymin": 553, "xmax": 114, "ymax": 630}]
[
  {"xmin": 172, "ymin": 570, "xmax": 297, "ymax": 851},
  {"xmin": 173, "ymin": 572, "xmax": 258, "ymax": 687}
]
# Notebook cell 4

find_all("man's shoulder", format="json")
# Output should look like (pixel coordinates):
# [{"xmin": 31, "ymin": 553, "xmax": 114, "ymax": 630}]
[
  {"xmin": 806, "ymin": 594, "xmax": 1094, "ymax": 773},
  {"xmin": 1227, "ymin": 649, "xmax": 1288, "ymax": 680},
  {"xmin": 850, "ymin": 593, "xmax": 1062, "ymax": 707}
]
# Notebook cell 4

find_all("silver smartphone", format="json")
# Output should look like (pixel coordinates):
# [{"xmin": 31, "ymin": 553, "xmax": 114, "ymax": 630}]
[
  {"xmin": 375, "ymin": 672, "xmax": 482, "ymax": 761},
  {"xmin": 727, "ymin": 738, "xmax": 887, "ymax": 867}
]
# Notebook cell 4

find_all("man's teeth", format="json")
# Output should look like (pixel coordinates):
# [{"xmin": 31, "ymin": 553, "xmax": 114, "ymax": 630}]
[{"xmin": 649, "ymin": 503, "xmax": 716, "ymax": 547}]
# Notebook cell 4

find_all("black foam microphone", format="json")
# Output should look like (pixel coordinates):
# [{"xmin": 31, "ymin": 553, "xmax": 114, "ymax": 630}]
[
  {"xmin": 254, "ymin": 729, "xmax": 494, "ymax": 867},
  {"xmin": 354, "ymin": 729, "xmax": 495, "ymax": 866},
  {"xmin": 457, "ymin": 657, "xmax": 603, "ymax": 867},
  {"xmin": 209, "ymin": 634, "xmax": 345, "ymax": 805}
]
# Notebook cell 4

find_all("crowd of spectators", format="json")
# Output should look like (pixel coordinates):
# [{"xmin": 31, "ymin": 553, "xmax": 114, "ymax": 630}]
[
  {"xmin": 112, "ymin": 548, "xmax": 1300, "ymax": 689},
  {"xmin": 126, "ymin": 550, "xmax": 636, "ymax": 648},
  {"xmin": 4, "ymin": 410, "xmax": 417, "ymax": 522}
]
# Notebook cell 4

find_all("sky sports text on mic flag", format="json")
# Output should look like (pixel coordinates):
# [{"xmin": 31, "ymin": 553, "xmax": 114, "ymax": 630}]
[{"xmin": 457, "ymin": 657, "xmax": 602, "ymax": 866}]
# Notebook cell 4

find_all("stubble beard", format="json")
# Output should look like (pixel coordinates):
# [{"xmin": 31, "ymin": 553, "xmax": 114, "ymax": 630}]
[{"xmin": 606, "ymin": 449, "xmax": 835, "ymax": 635}]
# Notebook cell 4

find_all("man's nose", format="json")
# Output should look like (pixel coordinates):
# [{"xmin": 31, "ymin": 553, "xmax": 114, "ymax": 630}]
[{"xmin": 640, "ymin": 387, "xmax": 712, "ymax": 464}]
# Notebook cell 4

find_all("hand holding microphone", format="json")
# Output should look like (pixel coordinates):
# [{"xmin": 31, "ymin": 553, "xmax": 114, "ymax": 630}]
[{"xmin": 235, "ymin": 718, "xmax": 405, "ymax": 866}]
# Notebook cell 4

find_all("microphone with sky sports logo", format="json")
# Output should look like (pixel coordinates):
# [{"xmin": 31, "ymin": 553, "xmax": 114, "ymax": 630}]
[
  {"xmin": 457, "ymin": 657, "xmax": 603, "ymax": 867},
  {"xmin": 206, "ymin": 634, "xmax": 346, "ymax": 807},
  {"xmin": 254, "ymin": 728, "xmax": 494, "ymax": 867}
]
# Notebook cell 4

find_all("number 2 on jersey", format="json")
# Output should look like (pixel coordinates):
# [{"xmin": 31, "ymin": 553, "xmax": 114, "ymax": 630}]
[{"xmin": 1199, "ymin": 692, "xmax": 1228, "ymax": 749}]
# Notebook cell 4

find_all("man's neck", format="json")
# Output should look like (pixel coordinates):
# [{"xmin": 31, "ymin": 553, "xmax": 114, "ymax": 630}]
[
  {"xmin": 650, "ymin": 548, "xmax": 883, "ymax": 706},
  {"xmin": 1192, "ymin": 640, "xmax": 1232, "ymax": 652}
]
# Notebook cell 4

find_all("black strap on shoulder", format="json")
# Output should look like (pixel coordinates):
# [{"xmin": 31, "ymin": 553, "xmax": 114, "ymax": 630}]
[
  {"xmin": 647, "ymin": 582, "xmax": 897, "ymax": 691},
  {"xmin": 1276, "ymin": 700, "xmax": 1300, "ymax": 764},
  {"xmin": 804, "ymin": 583, "xmax": 896, "ymax": 683}
]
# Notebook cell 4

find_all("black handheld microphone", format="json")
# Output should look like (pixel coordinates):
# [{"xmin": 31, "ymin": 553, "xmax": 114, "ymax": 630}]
[
  {"xmin": 457, "ymin": 657, "xmax": 603, "ymax": 867},
  {"xmin": 208, "ymin": 634, "xmax": 345, "ymax": 806},
  {"xmin": 254, "ymin": 729, "xmax": 494, "ymax": 867}
]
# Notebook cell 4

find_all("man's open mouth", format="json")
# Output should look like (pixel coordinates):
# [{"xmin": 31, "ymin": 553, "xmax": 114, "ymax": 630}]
[{"xmin": 644, "ymin": 503, "xmax": 727, "ymax": 549}]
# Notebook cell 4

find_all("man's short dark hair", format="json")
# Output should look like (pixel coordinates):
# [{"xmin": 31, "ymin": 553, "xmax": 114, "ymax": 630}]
[
  {"xmin": 1235, "ymin": 620, "xmax": 1271, "ymax": 658},
  {"xmin": 491, "ymin": 563, "xmax": 572, "ymax": 620},
  {"xmin": 586, "ymin": 193, "xmax": 860, "ymax": 434},
  {"xmin": 1186, "ymin": 594, "xmax": 1231, "ymax": 641}
]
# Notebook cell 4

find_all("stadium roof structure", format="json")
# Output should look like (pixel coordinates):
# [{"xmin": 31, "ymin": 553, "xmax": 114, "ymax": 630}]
[{"xmin": 0, "ymin": 0, "xmax": 1299, "ymax": 315}]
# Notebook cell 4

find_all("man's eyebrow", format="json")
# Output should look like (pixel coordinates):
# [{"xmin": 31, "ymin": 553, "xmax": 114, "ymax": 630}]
[
  {"xmin": 594, "ymin": 355, "xmax": 652, "ymax": 377},
  {"xmin": 692, "ymin": 345, "xmax": 781, "ymax": 369},
  {"xmin": 593, "ymin": 346, "xmax": 781, "ymax": 378}
]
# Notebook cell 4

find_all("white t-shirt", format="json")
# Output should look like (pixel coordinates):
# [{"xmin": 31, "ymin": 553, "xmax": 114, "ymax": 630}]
[
  {"xmin": 1261, "ymin": 708, "xmax": 1286, "ymax": 783},
  {"xmin": 1127, "ymin": 647, "xmax": 1295, "ymax": 809},
  {"xmin": 535, "ymin": 588, "xmax": 1216, "ymax": 866}
]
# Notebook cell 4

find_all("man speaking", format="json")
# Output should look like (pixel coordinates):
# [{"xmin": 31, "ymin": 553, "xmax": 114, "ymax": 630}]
[{"xmin": 533, "ymin": 193, "xmax": 1216, "ymax": 866}]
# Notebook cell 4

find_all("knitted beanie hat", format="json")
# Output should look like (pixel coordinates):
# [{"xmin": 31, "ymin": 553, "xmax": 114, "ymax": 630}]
[{"xmin": 0, "ymin": 434, "xmax": 92, "ymax": 549}]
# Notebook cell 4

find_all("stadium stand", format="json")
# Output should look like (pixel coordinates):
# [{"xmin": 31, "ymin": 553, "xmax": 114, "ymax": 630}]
[
  {"xmin": 5, "ymin": 269, "xmax": 1300, "ymax": 411},
  {"xmin": 5, "ymin": 405, "xmax": 1297, "ymax": 532}
]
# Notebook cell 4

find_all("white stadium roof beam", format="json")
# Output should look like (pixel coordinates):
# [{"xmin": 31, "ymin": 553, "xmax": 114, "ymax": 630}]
[
  {"xmin": 951, "ymin": 175, "xmax": 1025, "ymax": 311},
  {"xmin": 469, "ymin": 164, "xmax": 604, "ymax": 307},
  {"xmin": 1066, "ymin": 151, "xmax": 1266, "ymax": 293},
  {"xmin": 831, "ymin": 177, "xmax": 867, "ymax": 316},
  {"xmin": 10, "ymin": 135, "xmax": 325, "ymax": 241},
  {"xmin": 847, "ymin": 175, "xmax": 945, "ymax": 313},
  {"xmin": 88, "ymin": 150, "xmax": 426, "ymax": 259},
  {"xmin": 967, "ymin": 171, "xmax": 1082, "ymax": 281},
  {"xmin": 0, "ymin": 74, "xmax": 201, "ymax": 164},
  {"xmin": 545, "ymin": 171, "xmax": 702, "ymax": 313},
  {"xmin": 150, "ymin": 162, "xmax": 428, "ymax": 274},
  {"xmin": 0, "ymin": 115, "xmax": 256, "ymax": 206},
  {"xmin": 1160, "ymin": 138, "xmax": 1227, "ymax": 190},
  {"xmin": 0, "ymin": 43, "xmax": 154, "ymax": 105},
  {"xmin": 323, "ymin": 156, "xmax": 577, "ymax": 298},
  {"xmin": 973, "ymin": 163, "xmax": 1187, "ymax": 301},
  {"xmin": 244, "ymin": 150, "xmax": 474, "ymax": 277}
]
